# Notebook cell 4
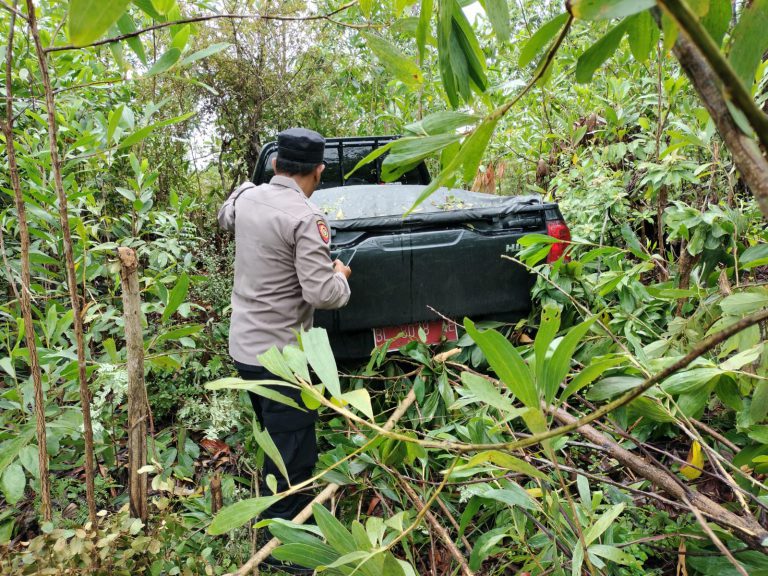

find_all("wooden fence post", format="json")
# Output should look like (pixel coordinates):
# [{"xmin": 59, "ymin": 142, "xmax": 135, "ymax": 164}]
[{"xmin": 118, "ymin": 247, "xmax": 148, "ymax": 521}]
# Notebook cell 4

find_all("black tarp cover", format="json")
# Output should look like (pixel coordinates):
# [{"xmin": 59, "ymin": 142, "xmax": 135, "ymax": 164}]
[{"xmin": 312, "ymin": 185, "xmax": 543, "ymax": 230}]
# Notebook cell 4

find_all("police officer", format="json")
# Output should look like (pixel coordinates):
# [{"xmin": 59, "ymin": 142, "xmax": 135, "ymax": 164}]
[{"xmin": 218, "ymin": 128, "xmax": 351, "ymax": 524}]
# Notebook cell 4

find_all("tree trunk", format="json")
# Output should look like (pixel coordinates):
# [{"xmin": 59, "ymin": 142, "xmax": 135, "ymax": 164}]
[
  {"xmin": 118, "ymin": 247, "xmax": 148, "ymax": 521},
  {"xmin": 26, "ymin": 0, "xmax": 98, "ymax": 523},
  {"xmin": 3, "ymin": 2, "xmax": 51, "ymax": 522}
]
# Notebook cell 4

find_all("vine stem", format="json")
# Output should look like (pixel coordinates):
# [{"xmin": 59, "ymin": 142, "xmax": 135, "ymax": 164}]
[{"xmin": 26, "ymin": 0, "xmax": 97, "ymax": 524}]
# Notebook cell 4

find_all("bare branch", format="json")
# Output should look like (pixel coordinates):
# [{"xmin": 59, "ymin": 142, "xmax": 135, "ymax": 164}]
[{"xmin": 45, "ymin": 1, "xmax": 359, "ymax": 54}]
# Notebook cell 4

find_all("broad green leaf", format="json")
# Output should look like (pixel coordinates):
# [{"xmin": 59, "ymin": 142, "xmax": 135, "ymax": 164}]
[
  {"xmin": 572, "ymin": 543, "xmax": 585, "ymax": 576},
  {"xmin": 344, "ymin": 140, "xmax": 398, "ymax": 179},
  {"xmin": 519, "ymin": 13, "xmax": 569, "ymax": 67},
  {"xmin": 178, "ymin": 43, "xmax": 231, "ymax": 67},
  {"xmin": 208, "ymin": 495, "xmax": 282, "ymax": 534},
  {"xmin": 155, "ymin": 324, "xmax": 203, "ymax": 343},
  {"xmin": 729, "ymin": 0, "xmax": 768, "ymax": 88},
  {"xmin": 18, "ymin": 446, "xmax": 40, "ymax": 480},
  {"xmin": 560, "ymin": 356, "xmax": 625, "ymax": 404},
  {"xmin": 461, "ymin": 117, "xmax": 498, "ymax": 182},
  {"xmin": 589, "ymin": 544, "xmax": 636, "ymax": 565},
  {"xmin": 534, "ymin": 304, "xmax": 561, "ymax": 390},
  {"xmin": 544, "ymin": 317, "xmax": 598, "ymax": 403},
  {"xmin": 417, "ymin": 0, "xmax": 434, "ymax": 62},
  {"xmin": 0, "ymin": 357, "xmax": 15, "ymax": 379},
  {"xmin": 301, "ymin": 328, "xmax": 341, "ymax": 398},
  {"xmin": 451, "ymin": 0, "xmax": 488, "ymax": 91},
  {"xmin": 283, "ymin": 346, "xmax": 311, "ymax": 382},
  {"xmin": 404, "ymin": 111, "xmax": 479, "ymax": 136},
  {"xmin": 313, "ymin": 504, "xmax": 356, "ymax": 554},
  {"xmin": 382, "ymin": 554, "xmax": 408, "ymax": 576},
  {"xmin": 382, "ymin": 133, "xmax": 461, "ymax": 180},
  {"xmin": 69, "ymin": 0, "xmax": 131, "ymax": 45},
  {"xmin": 626, "ymin": 10, "xmax": 658, "ymax": 63},
  {"xmin": 360, "ymin": 0, "xmax": 373, "ymax": 18},
  {"xmin": 323, "ymin": 551, "xmax": 376, "ymax": 570},
  {"xmin": 661, "ymin": 11, "xmax": 679, "ymax": 52},
  {"xmin": 751, "ymin": 380, "xmax": 768, "ymax": 424},
  {"xmin": 587, "ymin": 376, "xmax": 644, "ymax": 401},
  {"xmin": 116, "ymin": 13, "xmax": 147, "ymax": 64},
  {"xmin": 720, "ymin": 291, "xmax": 768, "ymax": 315},
  {"xmin": 464, "ymin": 318, "xmax": 537, "ymax": 408},
  {"xmin": 438, "ymin": 0, "xmax": 459, "ymax": 107},
  {"xmin": 107, "ymin": 104, "xmax": 124, "ymax": 145},
  {"xmin": 1, "ymin": 463, "xmax": 25, "ymax": 505},
  {"xmin": 161, "ymin": 272, "xmax": 189, "ymax": 323},
  {"xmin": 568, "ymin": 0, "xmax": 654, "ymax": 20},
  {"xmin": 459, "ymin": 371, "xmax": 516, "ymax": 414},
  {"xmin": 482, "ymin": 485, "xmax": 538, "ymax": 510},
  {"xmin": 0, "ymin": 427, "xmax": 36, "ymax": 476},
  {"xmin": 132, "ymin": 0, "xmax": 163, "ymax": 19},
  {"xmin": 469, "ymin": 527, "xmax": 508, "ymax": 571},
  {"xmin": 661, "ymin": 367, "xmax": 722, "ymax": 394},
  {"xmin": 481, "ymin": 0, "xmax": 510, "ymax": 41},
  {"xmin": 205, "ymin": 378, "xmax": 305, "ymax": 411},
  {"xmin": 362, "ymin": 33, "xmax": 423, "ymax": 87},
  {"xmin": 338, "ymin": 389, "xmax": 375, "ymax": 420},
  {"xmin": 146, "ymin": 47, "xmax": 182, "ymax": 77},
  {"xmin": 584, "ymin": 503, "xmax": 625, "ymax": 545},
  {"xmin": 258, "ymin": 347, "xmax": 300, "ymax": 384},
  {"xmin": 151, "ymin": 0, "xmax": 176, "ymax": 15},
  {"xmin": 253, "ymin": 421, "xmax": 290, "ymax": 483},
  {"xmin": 740, "ymin": 244, "xmax": 768, "ymax": 269},
  {"xmin": 272, "ymin": 542, "xmax": 339, "ymax": 568},
  {"xmin": 171, "ymin": 24, "xmax": 191, "ymax": 52},
  {"xmin": 453, "ymin": 450, "xmax": 548, "ymax": 480},
  {"xmin": 701, "ymin": 0, "xmax": 731, "ymax": 47},
  {"xmin": 575, "ymin": 19, "xmax": 630, "ymax": 83}
]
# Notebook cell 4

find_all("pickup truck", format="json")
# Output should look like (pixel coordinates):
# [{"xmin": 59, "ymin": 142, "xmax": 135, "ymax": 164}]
[{"xmin": 253, "ymin": 136, "xmax": 570, "ymax": 358}]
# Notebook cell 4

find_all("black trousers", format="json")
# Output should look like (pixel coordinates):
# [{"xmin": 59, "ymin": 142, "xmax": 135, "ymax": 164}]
[{"xmin": 235, "ymin": 361, "xmax": 318, "ymax": 520}]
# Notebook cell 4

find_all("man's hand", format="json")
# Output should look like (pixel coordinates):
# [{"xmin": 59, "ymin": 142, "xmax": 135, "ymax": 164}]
[{"xmin": 333, "ymin": 259, "xmax": 352, "ymax": 279}]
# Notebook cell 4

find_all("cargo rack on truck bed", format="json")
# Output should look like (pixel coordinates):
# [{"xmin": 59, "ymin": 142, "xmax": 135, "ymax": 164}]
[{"xmin": 252, "ymin": 136, "xmax": 431, "ymax": 189}]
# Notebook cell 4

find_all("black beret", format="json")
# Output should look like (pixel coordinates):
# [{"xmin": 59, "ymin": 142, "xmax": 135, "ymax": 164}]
[{"xmin": 277, "ymin": 128, "xmax": 325, "ymax": 165}]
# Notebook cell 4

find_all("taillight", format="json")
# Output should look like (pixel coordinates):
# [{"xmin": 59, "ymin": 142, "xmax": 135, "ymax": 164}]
[{"xmin": 546, "ymin": 220, "xmax": 571, "ymax": 263}]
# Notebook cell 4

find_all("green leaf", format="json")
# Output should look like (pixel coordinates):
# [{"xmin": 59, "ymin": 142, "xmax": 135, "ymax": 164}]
[
  {"xmin": 661, "ymin": 367, "xmax": 722, "ymax": 395},
  {"xmin": 178, "ymin": 43, "xmax": 231, "ymax": 67},
  {"xmin": 161, "ymin": 272, "xmax": 189, "ymax": 323},
  {"xmin": 253, "ymin": 422, "xmax": 290, "ymax": 483},
  {"xmin": 438, "ymin": 0, "xmax": 459, "ymax": 107},
  {"xmin": 362, "ymin": 33, "xmax": 423, "ymax": 87},
  {"xmin": 272, "ymin": 542, "xmax": 339, "ymax": 568},
  {"xmin": 453, "ymin": 450, "xmax": 548, "ymax": 480},
  {"xmin": 381, "ymin": 133, "xmax": 461, "ymax": 180},
  {"xmin": 519, "ymin": 13, "xmax": 569, "ymax": 67},
  {"xmin": 146, "ymin": 47, "xmax": 182, "ymax": 77},
  {"xmin": 116, "ymin": 13, "xmax": 147, "ymax": 64},
  {"xmin": 589, "ymin": 544, "xmax": 636, "ymax": 565},
  {"xmin": 584, "ymin": 503, "xmax": 625, "ymax": 545},
  {"xmin": 482, "ymin": 486, "xmax": 538, "ymax": 510},
  {"xmin": 575, "ymin": 19, "xmax": 630, "ymax": 83},
  {"xmin": 171, "ymin": 24, "xmax": 191, "ymax": 51},
  {"xmin": 0, "ymin": 357, "xmax": 15, "ymax": 379},
  {"xmin": 544, "ymin": 316, "xmax": 598, "ymax": 403},
  {"xmin": 107, "ymin": 104, "xmax": 124, "ymax": 145},
  {"xmin": 18, "ymin": 446, "xmax": 40, "ymax": 480},
  {"xmin": 534, "ymin": 304, "xmax": 561, "ymax": 390},
  {"xmin": 404, "ymin": 111, "xmax": 479, "ymax": 136},
  {"xmin": 464, "ymin": 319, "xmax": 537, "ymax": 408},
  {"xmin": 338, "ymin": 389, "xmax": 374, "ymax": 420},
  {"xmin": 701, "ymin": 0, "xmax": 731, "ymax": 47},
  {"xmin": 568, "ymin": 0, "xmax": 654, "ymax": 20},
  {"xmin": 459, "ymin": 372, "xmax": 516, "ymax": 414},
  {"xmin": 587, "ymin": 376, "xmax": 644, "ymax": 401},
  {"xmin": 117, "ymin": 111, "xmax": 195, "ymax": 149},
  {"xmin": 205, "ymin": 378, "xmax": 305, "ymax": 411},
  {"xmin": 313, "ymin": 504, "xmax": 356, "ymax": 555},
  {"xmin": 68, "ymin": 0, "xmax": 131, "ymax": 45},
  {"xmin": 1, "ymin": 463, "xmax": 25, "ymax": 505},
  {"xmin": 360, "ymin": 0, "xmax": 373, "ymax": 18},
  {"xmin": 626, "ymin": 10, "xmax": 658, "ymax": 63},
  {"xmin": 208, "ymin": 495, "xmax": 282, "ymax": 534},
  {"xmin": 132, "ymin": 0, "xmax": 163, "ymax": 19},
  {"xmin": 301, "ymin": 328, "xmax": 341, "ymax": 398},
  {"xmin": 740, "ymin": 244, "xmax": 768, "ymax": 269},
  {"xmin": 469, "ymin": 527, "xmax": 508, "ymax": 571},
  {"xmin": 460, "ymin": 117, "xmax": 498, "ymax": 182},
  {"xmin": 417, "ymin": 0, "xmax": 434, "ymax": 62},
  {"xmin": 720, "ymin": 291, "xmax": 768, "ymax": 315},
  {"xmin": 0, "ymin": 427, "xmax": 36, "ymax": 476},
  {"xmin": 151, "ymin": 0, "xmax": 176, "ymax": 15},
  {"xmin": 560, "ymin": 356, "xmax": 625, "ymax": 404},
  {"xmin": 481, "ymin": 0, "xmax": 510, "ymax": 41},
  {"xmin": 154, "ymin": 324, "xmax": 204, "ymax": 344},
  {"xmin": 729, "ymin": 0, "xmax": 768, "ymax": 88},
  {"xmin": 451, "ymin": 0, "xmax": 488, "ymax": 91},
  {"xmin": 258, "ymin": 347, "xmax": 300, "ymax": 384},
  {"xmin": 344, "ymin": 140, "xmax": 398, "ymax": 179}
]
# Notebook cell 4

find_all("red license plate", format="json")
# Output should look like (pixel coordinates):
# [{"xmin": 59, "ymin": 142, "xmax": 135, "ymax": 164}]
[{"xmin": 373, "ymin": 320, "xmax": 459, "ymax": 351}]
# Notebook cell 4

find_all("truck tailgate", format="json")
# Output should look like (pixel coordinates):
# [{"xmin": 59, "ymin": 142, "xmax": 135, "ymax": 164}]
[{"xmin": 312, "ymin": 185, "xmax": 548, "ymax": 334}]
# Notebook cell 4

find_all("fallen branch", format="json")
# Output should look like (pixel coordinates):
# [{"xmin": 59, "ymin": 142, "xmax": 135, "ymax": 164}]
[{"xmin": 228, "ymin": 386, "xmax": 419, "ymax": 576}]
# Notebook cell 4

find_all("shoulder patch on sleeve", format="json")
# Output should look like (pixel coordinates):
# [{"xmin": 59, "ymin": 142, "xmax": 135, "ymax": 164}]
[{"xmin": 317, "ymin": 220, "xmax": 330, "ymax": 244}]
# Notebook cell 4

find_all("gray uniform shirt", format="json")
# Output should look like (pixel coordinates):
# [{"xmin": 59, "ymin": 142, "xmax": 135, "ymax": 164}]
[{"xmin": 218, "ymin": 175, "xmax": 351, "ymax": 365}]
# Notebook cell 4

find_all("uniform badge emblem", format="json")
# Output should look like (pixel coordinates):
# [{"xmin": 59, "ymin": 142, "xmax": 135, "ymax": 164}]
[{"xmin": 317, "ymin": 220, "xmax": 330, "ymax": 244}]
